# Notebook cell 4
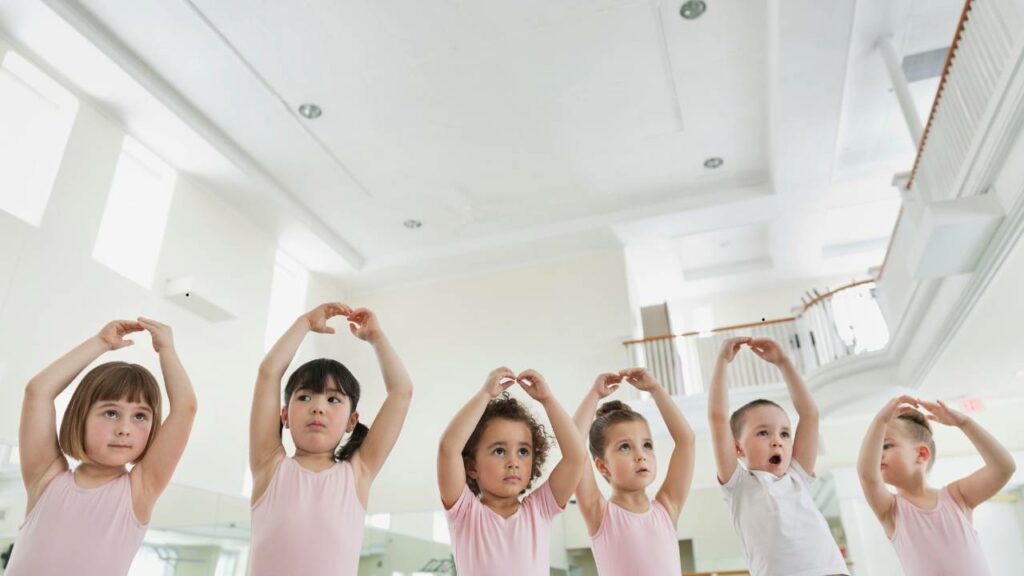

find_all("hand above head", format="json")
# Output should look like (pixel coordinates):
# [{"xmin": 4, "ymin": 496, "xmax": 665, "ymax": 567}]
[
  {"xmin": 303, "ymin": 302, "xmax": 352, "ymax": 334},
  {"xmin": 717, "ymin": 336, "xmax": 751, "ymax": 363},
  {"xmin": 517, "ymin": 369, "xmax": 552, "ymax": 402},
  {"xmin": 483, "ymin": 366, "xmax": 517, "ymax": 398},
  {"xmin": 97, "ymin": 320, "xmax": 145, "ymax": 350},
  {"xmin": 346, "ymin": 307, "xmax": 382, "ymax": 343},
  {"xmin": 747, "ymin": 338, "xmax": 788, "ymax": 365},
  {"xmin": 619, "ymin": 367, "xmax": 660, "ymax": 392},
  {"xmin": 917, "ymin": 399, "xmax": 969, "ymax": 427},
  {"xmin": 876, "ymin": 395, "xmax": 921, "ymax": 421},
  {"xmin": 137, "ymin": 317, "xmax": 174, "ymax": 353},
  {"xmin": 591, "ymin": 372, "xmax": 622, "ymax": 398}
]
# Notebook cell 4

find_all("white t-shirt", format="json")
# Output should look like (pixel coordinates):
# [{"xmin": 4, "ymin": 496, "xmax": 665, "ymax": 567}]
[{"xmin": 721, "ymin": 460, "xmax": 849, "ymax": 576}]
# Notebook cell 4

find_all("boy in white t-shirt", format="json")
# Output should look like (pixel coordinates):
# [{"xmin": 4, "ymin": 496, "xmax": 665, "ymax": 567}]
[{"xmin": 707, "ymin": 337, "xmax": 848, "ymax": 576}]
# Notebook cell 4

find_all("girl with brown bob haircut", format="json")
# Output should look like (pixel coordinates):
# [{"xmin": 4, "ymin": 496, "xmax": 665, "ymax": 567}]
[{"xmin": 7, "ymin": 319, "xmax": 198, "ymax": 576}]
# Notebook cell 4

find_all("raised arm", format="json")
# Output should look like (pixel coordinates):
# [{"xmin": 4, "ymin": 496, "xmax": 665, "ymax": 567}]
[
  {"xmin": 857, "ymin": 396, "xmax": 916, "ymax": 536},
  {"xmin": 749, "ymin": 338, "xmax": 819, "ymax": 474},
  {"xmin": 347, "ymin": 308, "xmax": 413, "ymax": 486},
  {"xmin": 250, "ymin": 302, "xmax": 350, "ymax": 476},
  {"xmin": 708, "ymin": 337, "xmax": 749, "ymax": 484},
  {"xmin": 572, "ymin": 373, "xmax": 621, "ymax": 534},
  {"xmin": 20, "ymin": 321, "xmax": 142, "ymax": 497},
  {"xmin": 131, "ymin": 319, "xmax": 198, "ymax": 508},
  {"xmin": 922, "ymin": 399, "xmax": 1017, "ymax": 510},
  {"xmin": 518, "ymin": 369, "xmax": 587, "ymax": 508},
  {"xmin": 438, "ymin": 367, "xmax": 515, "ymax": 509},
  {"xmin": 621, "ymin": 367, "xmax": 695, "ymax": 524}
]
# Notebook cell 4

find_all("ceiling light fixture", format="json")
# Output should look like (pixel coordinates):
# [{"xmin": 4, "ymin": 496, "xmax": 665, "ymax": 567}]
[
  {"xmin": 680, "ymin": 1, "xmax": 707, "ymax": 20},
  {"xmin": 704, "ymin": 157, "xmax": 724, "ymax": 169},
  {"xmin": 298, "ymin": 103, "xmax": 322, "ymax": 119},
  {"xmin": 403, "ymin": 219, "xmax": 422, "ymax": 229}
]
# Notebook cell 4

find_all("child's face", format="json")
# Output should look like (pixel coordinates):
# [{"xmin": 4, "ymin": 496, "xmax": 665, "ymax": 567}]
[
  {"xmin": 468, "ymin": 418, "xmax": 534, "ymax": 499},
  {"xmin": 736, "ymin": 405, "xmax": 792, "ymax": 475},
  {"xmin": 84, "ymin": 398, "xmax": 154, "ymax": 466},
  {"xmin": 283, "ymin": 383, "xmax": 358, "ymax": 455},
  {"xmin": 880, "ymin": 422, "xmax": 928, "ymax": 485},
  {"xmin": 596, "ymin": 420, "xmax": 657, "ymax": 491}
]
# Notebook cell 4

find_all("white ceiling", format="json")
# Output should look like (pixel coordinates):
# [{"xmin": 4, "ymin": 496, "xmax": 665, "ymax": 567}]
[{"xmin": 1, "ymin": 0, "xmax": 964, "ymax": 294}]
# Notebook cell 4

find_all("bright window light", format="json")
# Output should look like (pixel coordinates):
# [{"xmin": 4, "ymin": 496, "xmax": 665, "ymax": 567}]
[
  {"xmin": 366, "ymin": 513, "xmax": 391, "ymax": 530},
  {"xmin": 264, "ymin": 250, "xmax": 309, "ymax": 351},
  {"xmin": 0, "ymin": 50, "xmax": 78, "ymax": 226},
  {"xmin": 92, "ymin": 137, "xmax": 175, "ymax": 289},
  {"xmin": 242, "ymin": 468, "xmax": 253, "ymax": 498},
  {"xmin": 214, "ymin": 551, "xmax": 238, "ymax": 576},
  {"xmin": 128, "ymin": 545, "xmax": 170, "ymax": 576},
  {"xmin": 432, "ymin": 510, "xmax": 451, "ymax": 544}
]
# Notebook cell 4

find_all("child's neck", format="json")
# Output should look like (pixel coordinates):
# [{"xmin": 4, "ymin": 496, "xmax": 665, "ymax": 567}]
[
  {"xmin": 75, "ymin": 462, "xmax": 127, "ymax": 485},
  {"xmin": 609, "ymin": 486, "xmax": 651, "ymax": 513},
  {"xmin": 293, "ymin": 449, "xmax": 336, "ymax": 472},
  {"xmin": 893, "ymin": 471, "xmax": 934, "ymax": 499},
  {"xmin": 480, "ymin": 490, "xmax": 521, "ymax": 519}
]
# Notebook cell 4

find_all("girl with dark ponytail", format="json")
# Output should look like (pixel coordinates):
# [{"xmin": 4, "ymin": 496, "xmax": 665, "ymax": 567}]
[
  {"xmin": 572, "ymin": 368, "xmax": 696, "ymax": 576},
  {"xmin": 248, "ymin": 302, "xmax": 414, "ymax": 576}
]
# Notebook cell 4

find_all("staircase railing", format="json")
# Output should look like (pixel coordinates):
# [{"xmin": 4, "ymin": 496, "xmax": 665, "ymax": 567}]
[{"xmin": 624, "ymin": 279, "xmax": 888, "ymax": 395}]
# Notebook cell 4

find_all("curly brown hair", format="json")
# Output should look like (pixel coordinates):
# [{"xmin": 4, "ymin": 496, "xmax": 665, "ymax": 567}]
[{"xmin": 462, "ymin": 393, "xmax": 551, "ymax": 496}]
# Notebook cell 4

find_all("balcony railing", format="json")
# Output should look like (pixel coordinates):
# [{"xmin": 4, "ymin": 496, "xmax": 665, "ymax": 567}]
[
  {"xmin": 624, "ymin": 280, "xmax": 889, "ymax": 395},
  {"xmin": 909, "ymin": 0, "xmax": 1024, "ymax": 201}
]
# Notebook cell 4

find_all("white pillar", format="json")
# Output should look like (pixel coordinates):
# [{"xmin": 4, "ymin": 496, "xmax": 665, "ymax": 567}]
[{"xmin": 877, "ymin": 36, "xmax": 925, "ymax": 148}]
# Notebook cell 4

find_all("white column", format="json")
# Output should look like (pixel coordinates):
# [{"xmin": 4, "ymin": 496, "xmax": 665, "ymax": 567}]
[{"xmin": 877, "ymin": 36, "xmax": 925, "ymax": 148}]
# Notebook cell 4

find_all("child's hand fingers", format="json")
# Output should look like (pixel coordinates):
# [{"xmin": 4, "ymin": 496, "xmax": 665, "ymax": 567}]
[{"xmin": 116, "ymin": 320, "xmax": 145, "ymax": 333}]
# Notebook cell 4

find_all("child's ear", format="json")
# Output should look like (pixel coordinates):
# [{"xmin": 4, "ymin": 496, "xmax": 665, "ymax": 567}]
[
  {"xmin": 917, "ymin": 445, "xmax": 931, "ymax": 465},
  {"xmin": 734, "ymin": 441, "xmax": 745, "ymax": 458},
  {"xmin": 347, "ymin": 411, "xmax": 360, "ymax": 433},
  {"xmin": 594, "ymin": 457, "xmax": 611, "ymax": 480},
  {"xmin": 465, "ymin": 459, "xmax": 479, "ymax": 480},
  {"xmin": 280, "ymin": 407, "xmax": 289, "ymax": 429}
]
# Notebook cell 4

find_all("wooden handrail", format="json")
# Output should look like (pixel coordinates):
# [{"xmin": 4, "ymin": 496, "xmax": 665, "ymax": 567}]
[
  {"xmin": 796, "ymin": 278, "xmax": 874, "ymax": 316},
  {"xmin": 623, "ymin": 279, "xmax": 874, "ymax": 346},
  {"xmin": 679, "ymin": 316, "xmax": 797, "ymax": 337},
  {"xmin": 622, "ymin": 333, "xmax": 677, "ymax": 346},
  {"xmin": 907, "ymin": 0, "xmax": 974, "ymax": 190}
]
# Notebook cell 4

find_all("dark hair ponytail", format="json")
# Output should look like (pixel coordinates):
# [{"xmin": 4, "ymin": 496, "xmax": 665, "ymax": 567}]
[
  {"xmin": 589, "ymin": 400, "xmax": 646, "ymax": 459},
  {"xmin": 281, "ymin": 358, "xmax": 367, "ymax": 462},
  {"xmin": 336, "ymin": 421, "xmax": 369, "ymax": 462}
]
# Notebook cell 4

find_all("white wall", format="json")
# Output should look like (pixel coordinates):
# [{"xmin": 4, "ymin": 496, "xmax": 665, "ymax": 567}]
[{"xmin": 0, "ymin": 85, "xmax": 346, "ymax": 504}]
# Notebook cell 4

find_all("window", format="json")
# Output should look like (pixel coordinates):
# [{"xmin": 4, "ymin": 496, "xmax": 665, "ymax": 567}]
[
  {"xmin": 92, "ymin": 137, "xmax": 175, "ymax": 288},
  {"xmin": 366, "ymin": 513, "xmax": 391, "ymax": 531},
  {"xmin": 0, "ymin": 50, "xmax": 78, "ymax": 225},
  {"xmin": 432, "ymin": 510, "xmax": 451, "ymax": 544},
  {"xmin": 263, "ymin": 249, "xmax": 309, "ymax": 351}
]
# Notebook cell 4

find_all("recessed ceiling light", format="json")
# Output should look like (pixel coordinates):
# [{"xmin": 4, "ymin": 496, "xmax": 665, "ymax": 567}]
[
  {"xmin": 704, "ymin": 157, "xmax": 724, "ymax": 169},
  {"xmin": 680, "ymin": 1, "xmax": 707, "ymax": 20},
  {"xmin": 298, "ymin": 103, "xmax": 322, "ymax": 119},
  {"xmin": 403, "ymin": 219, "xmax": 422, "ymax": 229}
]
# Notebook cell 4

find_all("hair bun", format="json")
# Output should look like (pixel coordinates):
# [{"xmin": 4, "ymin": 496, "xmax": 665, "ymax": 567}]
[
  {"xmin": 898, "ymin": 409, "xmax": 933, "ymax": 433},
  {"xmin": 596, "ymin": 400, "xmax": 634, "ymax": 417}
]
